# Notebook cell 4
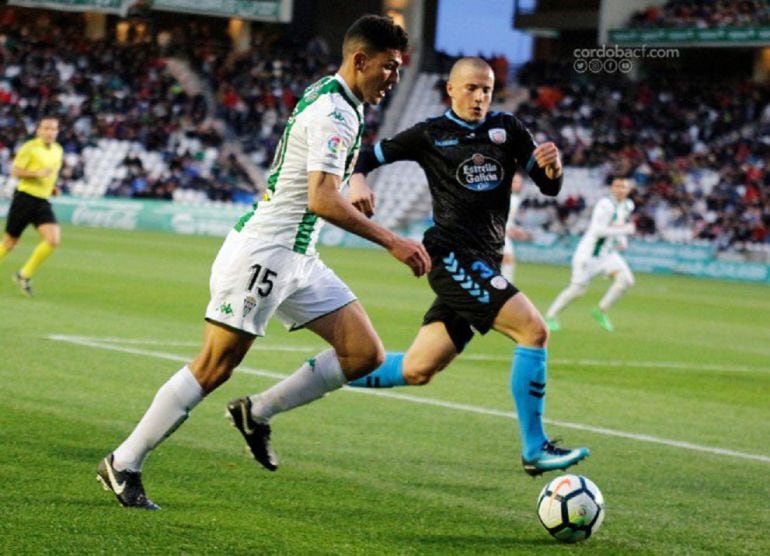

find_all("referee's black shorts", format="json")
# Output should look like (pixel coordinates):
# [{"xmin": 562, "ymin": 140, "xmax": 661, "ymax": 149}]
[
  {"xmin": 4, "ymin": 190, "xmax": 57, "ymax": 238},
  {"xmin": 422, "ymin": 247, "xmax": 519, "ymax": 353}
]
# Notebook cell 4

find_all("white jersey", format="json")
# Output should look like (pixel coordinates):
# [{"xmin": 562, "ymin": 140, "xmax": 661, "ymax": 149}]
[
  {"xmin": 235, "ymin": 74, "xmax": 364, "ymax": 255},
  {"xmin": 574, "ymin": 196, "xmax": 635, "ymax": 261}
]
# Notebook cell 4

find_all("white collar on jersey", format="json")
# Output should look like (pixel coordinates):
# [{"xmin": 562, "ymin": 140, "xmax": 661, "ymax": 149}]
[{"xmin": 334, "ymin": 73, "xmax": 364, "ymax": 107}]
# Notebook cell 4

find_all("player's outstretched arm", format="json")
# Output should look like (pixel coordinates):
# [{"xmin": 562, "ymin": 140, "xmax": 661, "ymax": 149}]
[{"xmin": 308, "ymin": 171, "xmax": 430, "ymax": 276}]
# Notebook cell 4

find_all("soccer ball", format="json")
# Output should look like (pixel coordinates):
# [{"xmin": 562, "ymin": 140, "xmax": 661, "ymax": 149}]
[{"xmin": 536, "ymin": 474, "xmax": 605, "ymax": 543}]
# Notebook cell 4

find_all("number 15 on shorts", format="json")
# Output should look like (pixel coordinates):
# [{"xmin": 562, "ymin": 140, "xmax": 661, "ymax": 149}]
[{"xmin": 247, "ymin": 264, "xmax": 278, "ymax": 297}]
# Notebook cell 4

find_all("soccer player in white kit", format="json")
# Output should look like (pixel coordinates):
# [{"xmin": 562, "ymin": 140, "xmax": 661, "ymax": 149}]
[
  {"xmin": 96, "ymin": 15, "xmax": 430, "ymax": 510},
  {"xmin": 501, "ymin": 172, "xmax": 530, "ymax": 282},
  {"xmin": 545, "ymin": 176, "xmax": 635, "ymax": 332}
]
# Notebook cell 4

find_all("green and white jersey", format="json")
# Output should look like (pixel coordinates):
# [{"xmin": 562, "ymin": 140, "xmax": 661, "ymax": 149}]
[
  {"xmin": 574, "ymin": 196, "xmax": 635, "ymax": 260},
  {"xmin": 235, "ymin": 74, "xmax": 364, "ymax": 255}
]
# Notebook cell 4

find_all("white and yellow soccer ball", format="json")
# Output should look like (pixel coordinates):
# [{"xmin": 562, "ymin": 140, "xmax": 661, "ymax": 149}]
[{"xmin": 536, "ymin": 474, "xmax": 605, "ymax": 543}]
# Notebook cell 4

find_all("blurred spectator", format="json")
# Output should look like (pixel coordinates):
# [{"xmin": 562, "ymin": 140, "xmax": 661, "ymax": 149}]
[
  {"xmin": 514, "ymin": 60, "xmax": 770, "ymax": 251},
  {"xmin": 627, "ymin": 0, "xmax": 770, "ymax": 29}
]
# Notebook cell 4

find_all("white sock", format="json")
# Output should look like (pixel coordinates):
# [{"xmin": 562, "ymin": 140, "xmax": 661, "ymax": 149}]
[
  {"xmin": 112, "ymin": 365, "xmax": 204, "ymax": 472},
  {"xmin": 249, "ymin": 348, "xmax": 346, "ymax": 422},
  {"xmin": 599, "ymin": 280, "xmax": 628, "ymax": 312},
  {"xmin": 546, "ymin": 283, "xmax": 586, "ymax": 318}
]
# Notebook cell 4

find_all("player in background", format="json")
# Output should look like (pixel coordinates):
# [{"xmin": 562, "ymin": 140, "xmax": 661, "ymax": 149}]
[
  {"xmin": 544, "ymin": 176, "xmax": 636, "ymax": 332},
  {"xmin": 331, "ymin": 57, "xmax": 589, "ymax": 477},
  {"xmin": 501, "ymin": 172, "xmax": 531, "ymax": 283},
  {"xmin": 97, "ymin": 15, "xmax": 429, "ymax": 510},
  {"xmin": 0, "ymin": 116, "xmax": 63, "ymax": 296}
]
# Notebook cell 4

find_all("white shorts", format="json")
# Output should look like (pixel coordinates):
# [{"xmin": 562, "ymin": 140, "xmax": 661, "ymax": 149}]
[
  {"xmin": 205, "ymin": 230, "xmax": 357, "ymax": 336},
  {"xmin": 570, "ymin": 252, "xmax": 632, "ymax": 287}
]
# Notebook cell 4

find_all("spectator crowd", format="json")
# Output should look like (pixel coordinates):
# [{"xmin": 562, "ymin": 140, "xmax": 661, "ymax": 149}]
[
  {"xmin": 627, "ymin": 0, "xmax": 770, "ymax": 29},
  {"xmin": 0, "ymin": 6, "xmax": 768, "ymax": 253},
  {"xmin": 516, "ymin": 60, "xmax": 770, "ymax": 252},
  {"xmin": 0, "ymin": 7, "xmax": 389, "ymax": 204}
]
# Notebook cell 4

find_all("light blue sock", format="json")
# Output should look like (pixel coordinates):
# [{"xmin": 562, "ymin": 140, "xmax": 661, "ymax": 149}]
[
  {"xmin": 347, "ymin": 353, "xmax": 406, "ymax": 388},
  {"xmin": 511, "ymin": 346, "xmax": 548, "ymax": 460}
]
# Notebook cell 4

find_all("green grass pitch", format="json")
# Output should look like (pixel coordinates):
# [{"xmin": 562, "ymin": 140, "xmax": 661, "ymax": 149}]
[{"xmin": 1, "ymin": 225, "xmax": 768, "ymax": 554}]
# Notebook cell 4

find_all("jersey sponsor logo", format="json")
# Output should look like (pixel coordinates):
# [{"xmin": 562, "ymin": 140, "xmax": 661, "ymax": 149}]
[
  {"xmin": 434, "ymin": 138, "xmax": 459, "ymax": 147},
  {"xmin": 326, "ymin": 135, "xmax": 342, "ymax": 156},
  {"xmin": 456, "ymin": 153, "xmax": 504, "ymax": 191},
  {"xmin": 488, "ymin": 128, "xmax": 507, "ymax": 144}
]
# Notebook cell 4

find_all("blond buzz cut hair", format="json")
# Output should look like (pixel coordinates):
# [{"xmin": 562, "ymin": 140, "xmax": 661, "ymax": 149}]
[{"xmin": 448, "ymin": 57, "xmax": 494, "ymax": 84}]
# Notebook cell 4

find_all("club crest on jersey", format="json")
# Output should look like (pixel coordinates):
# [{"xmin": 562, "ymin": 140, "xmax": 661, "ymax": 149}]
[
  {"xmin": 490, "ymin": 275, "xmax": 509, "ymax": 290},
  {"xmin": 456, "ymin": 153, "xmax": 504, "ymax": 191},
  {"xmin": 488, "ymin": 128, "xmax": 506, "ymax": 144}
]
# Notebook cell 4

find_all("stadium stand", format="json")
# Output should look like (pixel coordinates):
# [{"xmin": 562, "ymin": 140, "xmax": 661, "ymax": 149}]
[
  {"xmin": 626, "ymin": 0, "xmax": 770, "ymax": 29},
  {"xmin": 514, "ymin": 60, "xmax": 770, "ymax": 253},
  {"xmin": 367, "ymin": 72, "xmax": 445, "ymax": 229},
  {"xmin": 0, "ymin": 6, "xmax": 388, "ymax": 205},
  {"xmin": 0, "ymin": 3, "xmax": 767, "ymax": 258}
]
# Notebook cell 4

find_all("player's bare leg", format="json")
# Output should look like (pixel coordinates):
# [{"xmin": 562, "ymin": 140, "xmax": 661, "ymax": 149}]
[
  {"xmin": 13, "ymin": 223, "xmax": 60, "ymax": 296},
  {"xmin": 545, "ymin": 282, "xmax": 588, "ymax": 331},
  {"xmin": 591, "ymin": 268, "xmax": 634, "ymax": 332},
  {"xmin": 347, "ymin": 321, "xmax": 458, "ymax": 388}
]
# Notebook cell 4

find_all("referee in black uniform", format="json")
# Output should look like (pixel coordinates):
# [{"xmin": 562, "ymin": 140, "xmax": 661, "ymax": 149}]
[{"xmin": 347, "ymin": 57, "xmax": 589, "ymax": 476}]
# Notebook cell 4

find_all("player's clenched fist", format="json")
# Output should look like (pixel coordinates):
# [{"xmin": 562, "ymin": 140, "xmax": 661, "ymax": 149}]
[{"xmin": 533, "ymin": 142, "xmax": 563, "ymax": 180}]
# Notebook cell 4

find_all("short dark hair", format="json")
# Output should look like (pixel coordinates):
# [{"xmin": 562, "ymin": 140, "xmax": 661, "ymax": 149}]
[
  {"xmin": 38, "ymin": 115, "xmax": 60, "ymax": 125},
  {"xmin": 343, "ymin": 15, "xmax": 408, "ymax": 57},
  {"xmin": 606, "ymin": 174, "xmax": 629, "ymax": 185}
]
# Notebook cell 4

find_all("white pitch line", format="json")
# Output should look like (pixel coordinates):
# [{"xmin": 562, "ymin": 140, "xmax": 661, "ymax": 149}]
[
  {"xmin": 46, "ymin": 334, "xmax": 770, "ymax": 464},
  {"xmin": 48, "ymin": 335, "xmax": 766, "ymax": 374},
  {"xmin": 47, "ymin": 335, "xmax": 316, "ymax": 353},
  {"xmin": 343, "ymin": 389, "xmax": 770, "ymax": 463}
]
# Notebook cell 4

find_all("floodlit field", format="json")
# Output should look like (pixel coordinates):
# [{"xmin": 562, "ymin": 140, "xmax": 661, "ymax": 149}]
[{"xmin": 1, "ymin": 225, "xmax": 768, "ymax": 554}]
